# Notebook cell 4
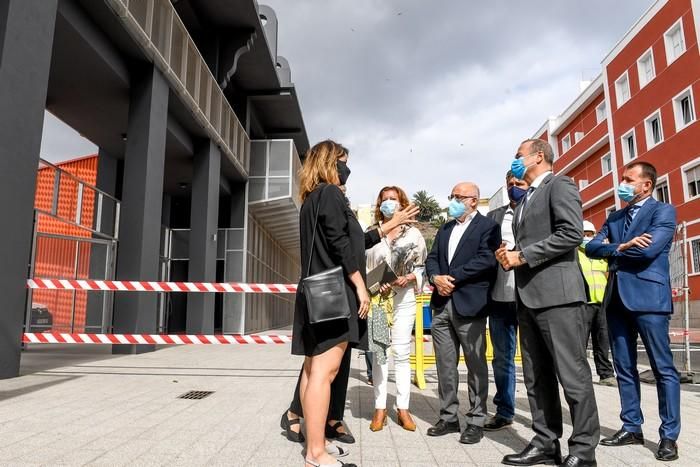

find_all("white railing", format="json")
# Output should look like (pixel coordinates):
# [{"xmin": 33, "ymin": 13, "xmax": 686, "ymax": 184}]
[{"xmin": 105, "ymin": 0, "xmax": 251, "ymax": 174}]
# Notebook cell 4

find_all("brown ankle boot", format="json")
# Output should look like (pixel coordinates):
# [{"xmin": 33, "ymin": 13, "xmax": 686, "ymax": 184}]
[
  {"xmin": 369, "ymin": 409, "xmax": 387, "ymax": 431},
  {"xmin": 397, "ymin": 409, "xmax": 416, "ymax": 431}
]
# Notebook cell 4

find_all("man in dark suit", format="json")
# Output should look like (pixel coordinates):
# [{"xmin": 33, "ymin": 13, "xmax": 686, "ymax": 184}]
[
  {"xmin": 425, "ymin": 182, "xmax": 501, "ymax": 445},
  {"xmin": 586, "ymin": 161, "xmax": 680, "ymax": 462},
  {"xmin": 496, "ymin": 139, "xmax": 599, "ymax": 467},
  {"xmin": 484, "ymin": 171, "xmax": 529, "ymax": 432}
]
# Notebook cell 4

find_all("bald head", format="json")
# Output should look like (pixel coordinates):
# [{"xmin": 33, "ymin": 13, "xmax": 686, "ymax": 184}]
[{"xmin": 450, "ymin": 182, "xmax": 480, "ymax": 221}]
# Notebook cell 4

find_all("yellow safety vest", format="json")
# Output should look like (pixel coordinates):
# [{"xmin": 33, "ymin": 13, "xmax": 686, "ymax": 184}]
[{"xmin": 578, "ymin": 248, "xmax": 608, "ymax": 304}]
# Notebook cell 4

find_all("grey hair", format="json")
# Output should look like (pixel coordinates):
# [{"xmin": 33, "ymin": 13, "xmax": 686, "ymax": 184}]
[{"xmin": 521, "ymin": 139, "xmax": 554, "ymax": 164}]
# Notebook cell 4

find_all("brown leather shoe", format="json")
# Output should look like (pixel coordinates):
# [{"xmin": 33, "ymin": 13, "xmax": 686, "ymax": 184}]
[
  {"xmin": 397, "ymin": 409, "xmax": 416, "ymax": 431},
  {"xmin": 369, "ymin": 409, "xmax": 387, "ymax": 431}
]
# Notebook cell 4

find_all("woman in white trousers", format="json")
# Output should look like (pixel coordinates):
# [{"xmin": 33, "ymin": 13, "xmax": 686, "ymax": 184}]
[{"xmin": 366, "ymin": 186, "xmax": 426, "ymax": 432}]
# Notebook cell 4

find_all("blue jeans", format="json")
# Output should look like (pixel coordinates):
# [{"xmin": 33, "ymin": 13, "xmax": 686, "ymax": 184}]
[{"xmin": 489, "ymin": 301, "xmax": 518, "ymax": 421}]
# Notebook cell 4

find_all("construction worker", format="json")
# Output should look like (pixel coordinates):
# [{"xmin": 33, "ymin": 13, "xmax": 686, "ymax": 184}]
[{"xmin": 579, "ymin": 220, "xmax": 616, "ymax": 386}]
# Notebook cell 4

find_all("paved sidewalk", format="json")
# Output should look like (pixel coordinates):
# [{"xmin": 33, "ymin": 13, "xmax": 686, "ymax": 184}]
[{"xmin": 1, "ymin": 340, "xmax": 699, "ymax": 466}]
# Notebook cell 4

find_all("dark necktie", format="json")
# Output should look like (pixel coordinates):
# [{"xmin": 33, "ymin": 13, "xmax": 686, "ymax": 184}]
[
  {"xmin": 623, "ymin": 205, "xmax": 640, "ymax": 237},
  {"xmin": 518, "ymin": 187, "xmax": 536, "ymax": 224}
]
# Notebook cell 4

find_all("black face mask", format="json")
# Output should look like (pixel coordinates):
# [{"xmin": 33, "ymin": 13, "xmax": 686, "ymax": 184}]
[{"xmin": 337, "ymin": 161, "xmax": 351, "ymax": 185}]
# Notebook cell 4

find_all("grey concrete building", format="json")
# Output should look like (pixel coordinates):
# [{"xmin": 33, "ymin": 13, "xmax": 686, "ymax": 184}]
[{"xmin": 0, "ymin": 0, "xmax": 308, "ymax": 378}]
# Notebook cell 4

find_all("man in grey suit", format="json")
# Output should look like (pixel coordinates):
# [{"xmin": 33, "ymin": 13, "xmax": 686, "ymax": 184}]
[{"xmin": 496, "ymin": 139, "xmax": 599, "ymax": 467}]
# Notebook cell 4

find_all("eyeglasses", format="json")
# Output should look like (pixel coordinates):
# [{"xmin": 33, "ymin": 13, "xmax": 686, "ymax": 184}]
[{"xmin": 447, "ymin": 194, "xmax": 475, "ymax": 202}]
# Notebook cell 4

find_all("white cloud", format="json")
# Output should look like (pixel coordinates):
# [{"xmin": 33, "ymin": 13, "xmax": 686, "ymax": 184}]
[{"xmin": 40, "ymin": 112, "xmax": 97, "ymax": 163}]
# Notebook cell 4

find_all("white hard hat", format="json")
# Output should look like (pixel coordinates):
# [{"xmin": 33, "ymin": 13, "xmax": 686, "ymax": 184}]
[{"xmin": 583, "ymin": 220, "xmax": 596, "ymax": 233}]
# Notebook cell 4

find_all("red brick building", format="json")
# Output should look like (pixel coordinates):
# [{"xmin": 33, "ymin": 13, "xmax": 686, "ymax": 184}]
[{"xmin": 534, "ymin": 0, "xmax": 700, "ymax": 325}]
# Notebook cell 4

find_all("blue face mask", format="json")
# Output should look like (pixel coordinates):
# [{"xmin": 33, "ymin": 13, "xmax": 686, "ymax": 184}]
[
  {"xmin": 617, "ymin": 182, "xmax": 638, "ymax": 203},
  {"xmin": 447, "ymin": 199, "xmax": 467, "ymax": 218},
  {"xmin": 511, "ymin": 158, "xmax": 529, "ymax": 180},
  {"xmin": 581, "ymin": 237, "xmax": 593, "ymax": 247},
  {"xmin": 507, "ymin": 185, "xmax": 527, "ymax": 203},
  {"xmin": 380, "ymin": 200, "xmax": 398, "ymax": 218}
]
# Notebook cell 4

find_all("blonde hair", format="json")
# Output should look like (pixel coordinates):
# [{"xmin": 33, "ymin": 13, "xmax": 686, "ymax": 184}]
[
  {"xmin": 299, "ymin": 140, "xmax": 348, "ymax": 201},
  {"xmin": 374, "ymin": 186, "xmax": 410, "ymax": 222}
]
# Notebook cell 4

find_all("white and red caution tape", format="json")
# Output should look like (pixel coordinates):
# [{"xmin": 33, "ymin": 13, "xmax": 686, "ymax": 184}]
[
  {"xmin": 22, "ymin": 332, "xmax": 432, "ymax": 345},
  {"xmin": 27, "ymin": 278, "xmax": 297, "ymax": 294},
  {"xmin": 22, "ymin": 332, "xmax": 293, "ymax": 345}
]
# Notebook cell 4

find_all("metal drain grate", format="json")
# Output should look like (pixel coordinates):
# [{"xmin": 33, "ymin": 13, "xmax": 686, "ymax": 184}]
[{"xmin": 178, "ymin": 390, "xmax": 215, "ymax": 400}]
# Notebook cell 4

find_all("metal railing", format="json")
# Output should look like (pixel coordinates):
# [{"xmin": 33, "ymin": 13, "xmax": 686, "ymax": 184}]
[
  {"xmin": 35, "ymin": 159, "xmax": 121, "ymax": 240},
  {"xmin": 105, "ymin": 0, "xmax": 251, "ymax": 174}
]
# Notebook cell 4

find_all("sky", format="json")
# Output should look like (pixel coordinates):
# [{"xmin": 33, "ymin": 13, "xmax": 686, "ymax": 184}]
[{"xmin": 41, "ymin": 0, "xmax": 654, "ymax": 206}]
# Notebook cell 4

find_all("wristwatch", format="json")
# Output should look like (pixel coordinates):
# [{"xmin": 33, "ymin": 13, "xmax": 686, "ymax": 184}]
[
  {"xmin": 429, "ymin": 274, "xmax": 437, "ymax": 285},
  {"xmin": 518, "ymin": 251, "xmax": 527, "ymax": 264}
]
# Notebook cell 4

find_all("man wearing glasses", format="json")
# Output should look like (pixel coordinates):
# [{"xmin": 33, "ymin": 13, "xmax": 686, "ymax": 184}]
[
  {"xmin": 496, "ymin": 140, "xmax": 599, "ymax": 467},
  {"xmin": 425, "ymin": 182, "xmax": 501, "ymax": 445}
]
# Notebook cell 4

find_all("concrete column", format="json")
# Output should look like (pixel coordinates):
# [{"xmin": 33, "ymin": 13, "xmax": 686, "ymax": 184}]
[
  {"xmin": 186, "ymin": 141, "xmax": 221, "ymax": 333},
  {"xmin": 0, "ymin": 0, "xmax": 58, "ymax": 378},
  {"xmin": 112, "ymin": 65, "xmax": 168, "ymax": 353},
  {"xmin": 222, "ymin": 182, "xmax": 247, "ymax": 334}
]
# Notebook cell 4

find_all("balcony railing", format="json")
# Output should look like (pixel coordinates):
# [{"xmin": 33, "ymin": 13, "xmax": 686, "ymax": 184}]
[{"xmin": 105, "ymin": 0, "xmax": 251, "ymax": 174}]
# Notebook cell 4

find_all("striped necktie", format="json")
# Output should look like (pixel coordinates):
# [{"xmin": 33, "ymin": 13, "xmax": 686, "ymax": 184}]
[{"xmin": 623, "ymin": 205, "xmax": 640, "ymax": 237}]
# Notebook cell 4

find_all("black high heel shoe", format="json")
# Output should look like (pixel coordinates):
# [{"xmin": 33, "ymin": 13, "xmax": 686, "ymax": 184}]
[{"xmin": 280, "ymin": 411, "xmax": 305, "ymax": 443}]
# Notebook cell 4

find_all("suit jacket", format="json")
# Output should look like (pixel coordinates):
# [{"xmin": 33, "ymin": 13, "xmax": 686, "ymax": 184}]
[
  {"xmin": 513, "ymin": 173, "xmax": 586, "ymax": 309},
  {"xmin": 585, "ymin": 197, "xmax": 676, "ymax": 313},
  {"xmin": 425, "ymin": 211, "xmax": 501, "ymax": 317},
  {"xmin": 487, "ymin": 204, "xmax": 509, "ymax": 226}
]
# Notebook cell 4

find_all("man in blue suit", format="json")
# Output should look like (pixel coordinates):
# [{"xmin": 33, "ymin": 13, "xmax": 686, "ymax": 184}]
[
  {"xmin": 586, "ymin": 161, "xmax": 680, "ymax": 462},
  {"xmin": 425, "ymin": 182, "xmax": 501, "ymax": 445}
]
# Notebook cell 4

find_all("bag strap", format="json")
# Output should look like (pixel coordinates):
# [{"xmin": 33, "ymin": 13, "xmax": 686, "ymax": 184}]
[{"xmin": 306, "ymin": 184, "xmax": 330, "ymax": 277}]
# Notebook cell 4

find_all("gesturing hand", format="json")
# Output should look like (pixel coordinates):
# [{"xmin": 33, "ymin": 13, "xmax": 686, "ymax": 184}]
[
  {"xmin": 618, "ymin": 233, "xmax": 652, "ymax": 252},
  {"xmin": 393, "ymin": 276, "xmax": 409, "ymax": 288}
]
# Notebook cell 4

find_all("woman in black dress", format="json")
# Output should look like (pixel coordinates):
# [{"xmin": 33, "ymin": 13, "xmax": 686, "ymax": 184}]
[
  {"xmin": 282, "ymin": 189, "xmax": 419, "ymax": 449},
  {"xmin": 293, "ymin": 140, "xmax": 368, "ymax": 467}
]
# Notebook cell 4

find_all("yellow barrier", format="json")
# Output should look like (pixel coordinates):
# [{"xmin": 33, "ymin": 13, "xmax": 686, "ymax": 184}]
[{"xmin": 411, "ymin": 293, "xmax": 521, "ymax": 389}]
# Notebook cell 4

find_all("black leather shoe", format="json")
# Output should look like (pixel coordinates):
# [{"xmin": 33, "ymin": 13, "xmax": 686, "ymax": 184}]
[
  {"xmin": 558, "ymin": 455, "xmax": 597, "ymax": 466},
  {"xmin": 426, "ymin": 419, "xmax": 460, "ymax": 437},
  {"xmin": 502, "ymin": 442, "xmax": 563, "ymax": 466},
  {"xmin": 484, "ymin": 415, "xmax": 513, "ymax": 431},
  {"xmin": 280, "ymin": 411, "xmax": 304, "ymax": 443},
  {"xmin": 600, "ymin": 429, "xmax": 644, "ymax": 446},
  {"xmin": 325, "ymin": 421, "xmax": 355, "ymax": 444},
  {"xmin": 655, "ymin": 439, "xmax": 678, "ymax": 461},
  {"xmin": 459, "ymin": 424, "xmax": 483, "ymax": 444}
]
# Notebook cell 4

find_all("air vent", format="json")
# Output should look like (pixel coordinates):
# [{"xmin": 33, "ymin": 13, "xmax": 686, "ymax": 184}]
[{"xmin": 178, "ymin": 390, "xmax": 214, "ymax": 400}]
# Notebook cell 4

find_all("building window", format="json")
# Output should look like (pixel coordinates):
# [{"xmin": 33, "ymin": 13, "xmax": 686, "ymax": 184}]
[
  {"xmin": 596, "ymin": 101, "xmax": 607, "ymax": 124},
  {"xmin": 644, "ymin": 110, "xmax": 664, "ymax": 148},
  {"xmin": 664, "ymin": 19, "xmax": 686, "ymax": 65},
  {"xmin": 637, "ymin": 48, "xmax": 656, "ymax": 88},
  {"xmin": 601, "ymin": 153, "xmax": 612, "ymax": 175},
  {"xmin": 615, "ymin": 73, "xmax": 631, "ymax": 108},
  {"xmin": 621, "ymin": 130, "xmax": 636, "ymax": 161},
  {"xmin": 673, "ymin": 87, "xmax": 696, "ymax": 131},
  {"xmin": 691, "ymin": 238, "xmax": 700, "ymax": 274},
  {"xmin": 562, "ymin": 134, "xmax": 571, "ymax": 153},
  {"xmin": 574, "ymin": 131, "xmax": 584, "ymax": 144},
  {"xmin": 685, "ymin": 163, "xmax": 700, "ymax": 200},
  {"xmin": 655, "ymin": 179, "xmax": 670, "ymax": 203}
]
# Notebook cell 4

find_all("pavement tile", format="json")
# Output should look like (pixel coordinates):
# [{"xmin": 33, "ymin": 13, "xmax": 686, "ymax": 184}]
[{"xmin": 1, "ymin": 341, "xmax": 697, "ymax": 466}]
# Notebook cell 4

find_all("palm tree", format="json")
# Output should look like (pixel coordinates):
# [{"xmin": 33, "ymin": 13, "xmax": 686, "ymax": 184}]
[{"xmin": 412, "ymin": 190, "xmax": 441, "ymax": 222}]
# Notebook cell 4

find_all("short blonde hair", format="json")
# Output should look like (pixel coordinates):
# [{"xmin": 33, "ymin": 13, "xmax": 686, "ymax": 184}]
[{"xmin": 298, "ymin": 140, "xmax": 348, "ymax": 201}]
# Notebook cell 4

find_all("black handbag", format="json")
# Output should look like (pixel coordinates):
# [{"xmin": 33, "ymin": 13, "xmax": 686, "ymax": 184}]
[{"xmin": 301, "ymin": 185, "xmax": 352, "ymax": 324}]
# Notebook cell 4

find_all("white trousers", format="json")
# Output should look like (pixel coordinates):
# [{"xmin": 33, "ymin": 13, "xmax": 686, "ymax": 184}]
[{"xmin": 373, "ymin": 298, "xmax": 416, "ymax": 410}]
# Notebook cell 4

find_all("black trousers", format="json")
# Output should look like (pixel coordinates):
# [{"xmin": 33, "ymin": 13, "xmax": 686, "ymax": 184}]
[
  {"xmin": 518, "ymin": 301, "xmax": 600, "ymax": 461},
  {"xmin": 584, "ymin": 303, "xmax": 614, "ymax": 379},
  {"xmin": 289, "ymin": 346, "xmax": 352, "ymax": 421}
]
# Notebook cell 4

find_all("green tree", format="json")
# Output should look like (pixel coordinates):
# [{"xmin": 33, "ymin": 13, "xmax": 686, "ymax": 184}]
[{"xmin": 412, "ymin": 190, "xmax": 441, "ymax": 222}]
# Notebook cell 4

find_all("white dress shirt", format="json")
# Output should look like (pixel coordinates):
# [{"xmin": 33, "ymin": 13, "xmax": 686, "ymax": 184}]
[
  {"xmin": 448, "ymin": 211, "xmax": 476, "ymax": 264},
  {"xmin": 518, "ymin": 170, "xmax": 552, "ymax": 223},
  {"xmin": 491, "ymin": 207, "xmax": 515, "ymax": 302}
]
